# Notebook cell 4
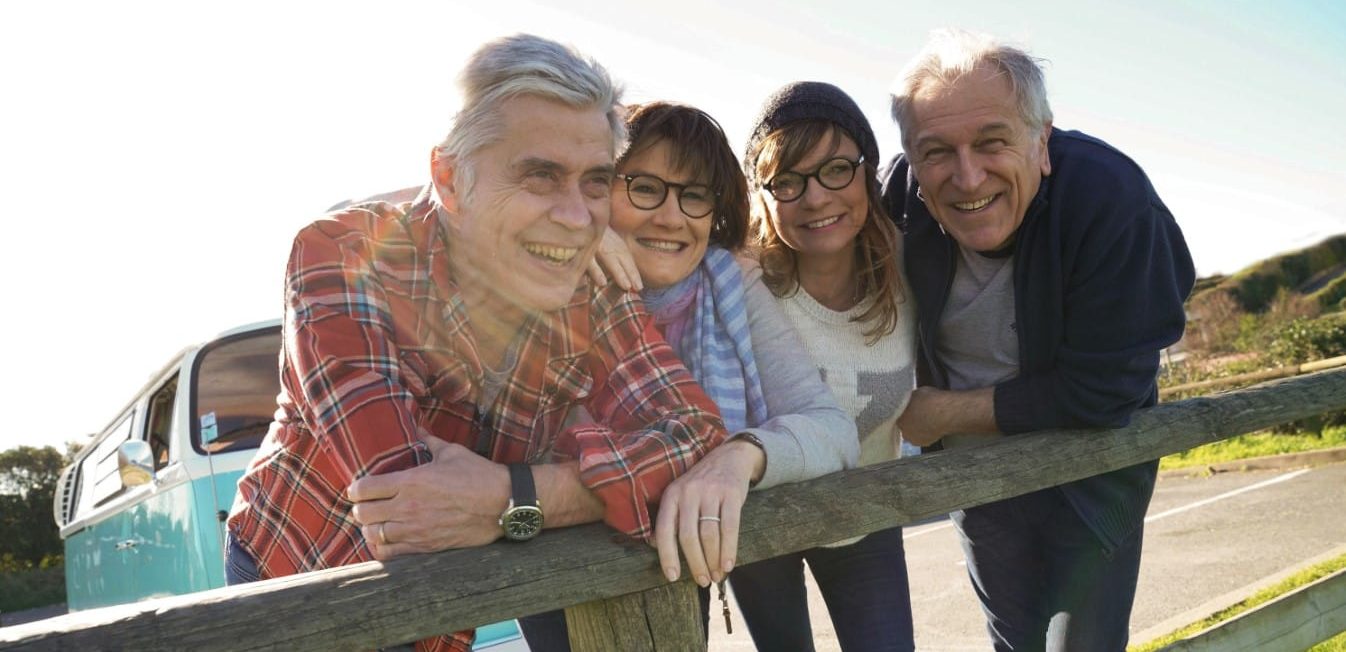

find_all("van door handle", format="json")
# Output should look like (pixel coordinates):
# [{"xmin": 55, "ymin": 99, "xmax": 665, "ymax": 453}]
[{"xmin": 115, "ymin": 537, "xmax": 144, "ymax": 551}]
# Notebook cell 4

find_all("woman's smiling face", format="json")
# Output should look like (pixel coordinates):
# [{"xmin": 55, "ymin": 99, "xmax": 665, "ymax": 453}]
[
  {"xmin": 610, "ymin": 139, "xmax": 714, "ymax": 290},
  {"xmin": 762, "ymin": 129, "xmax": 868, "ymax": 264}
]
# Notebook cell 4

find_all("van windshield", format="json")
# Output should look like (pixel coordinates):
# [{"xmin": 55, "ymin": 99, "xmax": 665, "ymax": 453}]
[{"xmin": 192, "ymin": 327, "xmax": 282, "ymax": 455}]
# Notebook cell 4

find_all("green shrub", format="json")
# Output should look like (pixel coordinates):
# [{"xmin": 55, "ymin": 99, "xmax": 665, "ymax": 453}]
[
  {"xmin": 1311, "ymin": 275, "xmax": 1346, "ymax": 311},
  {"xmin": 0, "ymin": 557, "xmax": 65, "ymax": 612},
  {"xmin": 1231, "ymin": 273, "xmax": 1281, "ymax": 313},
  {"xmin": 1267, "ymin": 315, "xmax": 1346, "ymax": 366}
]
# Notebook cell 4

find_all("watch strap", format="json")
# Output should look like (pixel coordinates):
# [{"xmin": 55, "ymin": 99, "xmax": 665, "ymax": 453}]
[
  {"xmin": 729, "ymin": 432, "xmax": 767, "ymax": 488},
  {"xmin": 508, "ymin": 463, "xmax": 538, "ymax": 508}
]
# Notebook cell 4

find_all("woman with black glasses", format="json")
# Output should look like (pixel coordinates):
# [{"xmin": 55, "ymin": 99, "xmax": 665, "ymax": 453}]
[
  {"xmin": 731, "ymin": 81, "xmax": 918, "ymax": 651},
  {"xmin": 518, "ymin": 100, "xmax": 857, "ymax": 652}
]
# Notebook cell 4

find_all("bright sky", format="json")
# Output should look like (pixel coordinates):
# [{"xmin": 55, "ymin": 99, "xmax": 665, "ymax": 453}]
[{"xmin": 2, "ymin": 0, "xmax": 1343, "ymax": 454}]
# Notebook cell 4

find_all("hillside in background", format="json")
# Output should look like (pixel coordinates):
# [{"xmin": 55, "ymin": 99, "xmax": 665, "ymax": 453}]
[
  {"xmin": 1177, "ymin": 232, "xmax": 1346, "ymax": 395},
  {"xmin": 1191, "ymin": 233, "xmax": 1346, "ymax": 316}
]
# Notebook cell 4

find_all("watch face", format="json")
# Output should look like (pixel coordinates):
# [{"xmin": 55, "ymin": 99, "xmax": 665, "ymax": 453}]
[{"xmin": 502, "ymin": 505, "xmax": 544, "ymax": 541}]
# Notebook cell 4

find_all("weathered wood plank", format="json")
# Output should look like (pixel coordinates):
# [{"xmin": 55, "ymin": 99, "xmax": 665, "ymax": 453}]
[
  {"xmin": 1159, "ymin": 569, "xmax": 1346, "ymax": 652},
  {"xmin": 564, "ymin": 581, "xmax": 704, "ymax": 651},
  {"xmin": 4, "ymin": 367, "xmax": 1345, "ymax": 651}
]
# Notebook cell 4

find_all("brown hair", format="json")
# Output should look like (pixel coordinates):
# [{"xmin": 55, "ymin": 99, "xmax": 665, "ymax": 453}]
[
  {"xmin": 618, "ymin": 102, "xmax": 750, "ymax": 250},
  {"xmin": 748, "ymin": 121, "xmax": 904, "ymax": 343}
]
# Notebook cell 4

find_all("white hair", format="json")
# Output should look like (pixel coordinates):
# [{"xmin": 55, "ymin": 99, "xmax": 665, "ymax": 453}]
[
  {"xmin": 433, "ymin": 34, "xmax": 625, "ymax": 201},
  {"xmin": 890, "ymin": 29, "xmax": 1053, "ymax": 153}
]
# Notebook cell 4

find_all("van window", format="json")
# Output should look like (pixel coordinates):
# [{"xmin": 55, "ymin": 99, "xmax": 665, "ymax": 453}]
[
  {"xmin": 146, "ymin": 376, "xmax": 177, "ymax": 471},
  {"xmin": 192, "ymin": 329, "xmax": 281, "ymax": 455},
  {"xmin": 80, "ymin": 413, "xmax": 136, "ymax": 510}
]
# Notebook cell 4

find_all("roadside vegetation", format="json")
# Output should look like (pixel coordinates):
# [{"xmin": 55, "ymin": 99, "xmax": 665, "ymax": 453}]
[
  {"xmin": 0, "ymin": 554, "xmax": 66, "ymax": 614},
  {"xmin": 1128, "ymin": 552, "xmax": 1346, "ymax": 652},
  {"xmin": 1159, "ymin": 235, "xmax": 1346, "ymax": 469},
  {"xmin": 1133, "ymin": 236, "xmax": 1346, "ymax": 648},
  {"xmin": 0, "ymin": 444, "xmax": 79, "ymax": 613}
]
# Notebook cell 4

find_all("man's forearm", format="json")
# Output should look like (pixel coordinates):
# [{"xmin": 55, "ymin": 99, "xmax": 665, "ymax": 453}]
[
  {"xmin": 945, "ymin": 386, "xmax": 999, "ymax": 435},
  {"xmin": 899, "ymin": 385, "xmax": 1000, "ymax": 445},
  {"xmin": 534, "ymin": 461, "xmax": 606, "ymax": 529}
]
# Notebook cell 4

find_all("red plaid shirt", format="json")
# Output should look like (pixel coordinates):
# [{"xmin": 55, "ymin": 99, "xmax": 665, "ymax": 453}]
[{"xmin": 227, "ymin": 189, "xmax": 725, "ymax": 651}]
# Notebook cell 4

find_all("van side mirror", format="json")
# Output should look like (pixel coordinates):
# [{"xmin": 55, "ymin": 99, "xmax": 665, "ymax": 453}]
[{"xmin": 117, "ymin": 440, "xmax": 155, "ymax": 487}]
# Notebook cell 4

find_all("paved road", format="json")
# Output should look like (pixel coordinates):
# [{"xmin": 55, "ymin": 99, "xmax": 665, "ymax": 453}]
[{"xmin": 707, "ymin": 460, "xmax": 1346, "ymax": 651}]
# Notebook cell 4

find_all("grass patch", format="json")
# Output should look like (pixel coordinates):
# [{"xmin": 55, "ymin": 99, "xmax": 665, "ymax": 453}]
[
  {"xmin": 1313, "ymin": 630, "xmax": 1346, "ymax": 651},
  {"xmin": 1159, "ymin": 424, "xmax": 1346, "ymax": 471},
  {"xmin": 1129, "ymin": 553, "xmax": 1346, "ymax": 651}
]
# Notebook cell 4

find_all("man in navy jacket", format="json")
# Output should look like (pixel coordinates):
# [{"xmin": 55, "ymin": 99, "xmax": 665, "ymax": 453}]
[{"xmin": 882, "ymin": 29, "xmax": 1195, "ymax": 651}]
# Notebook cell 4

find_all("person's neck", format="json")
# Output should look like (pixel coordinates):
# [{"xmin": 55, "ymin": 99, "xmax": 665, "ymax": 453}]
[
  {"xmin": 798, "ymin": 246, "xmax": 862, "ymax": 312},
  {"xmin": 452, "ymin": 264, "xmax": 530, "ymax": 371}
]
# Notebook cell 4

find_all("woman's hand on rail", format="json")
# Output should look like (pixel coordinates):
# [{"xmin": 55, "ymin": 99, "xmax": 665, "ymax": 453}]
[{"xmin": 653, "ymin": 437, "xmax": 764, "ymax": 587}]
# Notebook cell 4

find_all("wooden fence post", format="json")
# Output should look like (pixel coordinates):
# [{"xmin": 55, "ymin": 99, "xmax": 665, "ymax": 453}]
[{"xmin": 565, "ymin": 581, "xmax": 704, "ymax": 651}]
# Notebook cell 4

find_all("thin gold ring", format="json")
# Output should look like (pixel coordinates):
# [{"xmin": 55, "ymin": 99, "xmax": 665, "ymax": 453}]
[{"xmin": 378, "ymin": 522, "xmax": 389, "ymax": 546}]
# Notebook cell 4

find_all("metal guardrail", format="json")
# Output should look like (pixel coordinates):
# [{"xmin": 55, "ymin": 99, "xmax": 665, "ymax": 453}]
[{"xmin": 4, "ymin": 367, "xmax": 1346, "ymax": 651}]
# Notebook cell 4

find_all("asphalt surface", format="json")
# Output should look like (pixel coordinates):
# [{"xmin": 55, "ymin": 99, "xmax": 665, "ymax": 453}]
[{"xmin": 706, "ymin": 460, "xmax": 1346, "ymax": 651}]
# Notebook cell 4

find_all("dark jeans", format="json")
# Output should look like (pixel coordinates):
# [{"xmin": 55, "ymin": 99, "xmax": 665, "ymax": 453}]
[
  {"xmin": 517, "ymin": 587, "xmax": 711, "ymax": 652},
  {"xmin": 951, "ymin": 487, "xmax": 1144, "ymax": 652},
  {"xmin": 728, "ymin": 525, "xmax": 914, "ymax": 652},
  {"xmin": 223, "ymin": 532, "xmax": 261, "ymax": 585}
]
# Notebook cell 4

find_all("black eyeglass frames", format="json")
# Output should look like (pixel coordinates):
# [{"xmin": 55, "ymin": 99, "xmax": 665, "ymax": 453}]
[
  {"xmin": 617, "ymin": 174, "xmax": 717, "ymax": 219},
  {"xmin": 762, "ymin": 156, "xmax": 865, "ymax": 203}
]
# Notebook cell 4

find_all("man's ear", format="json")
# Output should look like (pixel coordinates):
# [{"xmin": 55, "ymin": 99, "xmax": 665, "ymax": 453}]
[
  {"xmin": 431, "ymin": 149, "xmax": 461, "ymax": 213},
  {"xmin": 1038, "ymin": 122, "xmax": 1053, "ymax": 177}
]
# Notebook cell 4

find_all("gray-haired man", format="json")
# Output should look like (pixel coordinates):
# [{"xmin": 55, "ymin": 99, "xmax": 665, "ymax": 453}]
[
  {"xmin": 226, "ymin": 34, "xmax": 726, "ymax": 651},
  {"xmin": 883, "ymin": 30, "xmax": 1195, "ymax": 651}
]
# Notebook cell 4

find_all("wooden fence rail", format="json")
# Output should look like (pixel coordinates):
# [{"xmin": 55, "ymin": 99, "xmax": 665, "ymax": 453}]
[
  {"xmin": 4, "ymin": 367, "xmax": 1346, "ymax": 651},
  {"xmin": 1160, "ymin": 353, "xmax": 1346, "ymax": 398},
  {"xmin": 1159, "ymin": 569, "xmax": 1346, "ymax": 652}
]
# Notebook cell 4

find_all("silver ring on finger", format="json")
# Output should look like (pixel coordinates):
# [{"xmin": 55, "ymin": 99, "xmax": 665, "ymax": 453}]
[{"xmin": 698, "ymin": 516, "xmax": 721, "ymax": 524}]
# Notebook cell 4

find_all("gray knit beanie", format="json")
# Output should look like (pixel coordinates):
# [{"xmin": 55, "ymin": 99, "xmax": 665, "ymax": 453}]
[{"xmin": 743, "ymin": 81, "xmax": 879, "ymax": 186}]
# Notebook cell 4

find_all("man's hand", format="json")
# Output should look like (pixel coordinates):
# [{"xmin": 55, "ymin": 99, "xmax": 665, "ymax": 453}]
[
  {"xmin": 654, "ymin": 438, "xmax": 764, "ymax": 588},
  {"xmin": 897, "ymin": 386, "xmax": 999, "ymax": 446},
  {"xmin": 586, "ymin": 227, "xmax": 643, "ymax": 292},
  {"xmin": 347, "ymin": 437, "xmax": 510, "ymax": 560}
]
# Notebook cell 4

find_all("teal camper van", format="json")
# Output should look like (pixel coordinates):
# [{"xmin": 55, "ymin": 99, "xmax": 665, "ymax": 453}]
[{"xmin": 54, "ymin": 320, "xmax": 525, "ymax": 649}]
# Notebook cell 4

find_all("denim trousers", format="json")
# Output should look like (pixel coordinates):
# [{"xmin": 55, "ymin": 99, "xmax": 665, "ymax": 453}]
[
  {"xmin": 727, "ymin": 525, "xmax": 915, "ymax": 652},
  {"xmin": 223, "ymin": 532, "xmax": 261, "ymax": 585},
  {"xmin": 951, "ymin": 487, "xmax": 1144, "ymax": 652}
]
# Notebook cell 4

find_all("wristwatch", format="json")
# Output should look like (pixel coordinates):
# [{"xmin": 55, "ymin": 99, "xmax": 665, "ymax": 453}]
[{"xmin": 499, "ymin": 463, "xmax": 544, "ymax": 541}]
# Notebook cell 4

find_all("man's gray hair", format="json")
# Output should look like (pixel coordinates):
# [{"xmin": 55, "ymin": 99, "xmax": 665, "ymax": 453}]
[
  {"xmin": 435, "ymin": 34, "xmax": 625, "ymax": 199},
  {"xmin": 890, "ymin": 29, "xmax": 1052, "ymax": 152}
]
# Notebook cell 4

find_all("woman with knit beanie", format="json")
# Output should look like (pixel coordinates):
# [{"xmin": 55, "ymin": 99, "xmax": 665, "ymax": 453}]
[{"xmin": 731, "ymin": 81, "xmax": 918, "ymax": 651}]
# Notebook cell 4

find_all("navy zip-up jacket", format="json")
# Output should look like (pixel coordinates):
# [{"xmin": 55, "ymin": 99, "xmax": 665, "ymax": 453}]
[{"xmin": 881, "ymin": 128, "xmax": 1196, "ymax": 550}]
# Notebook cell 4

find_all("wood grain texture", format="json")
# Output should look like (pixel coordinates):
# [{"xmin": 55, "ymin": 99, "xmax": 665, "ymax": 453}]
[
  {"xmin": 5, "ymin": 367, "xmax": 1344, "ymax": 651},
  {"xmin": 564, "ymin": 581, "xmax": 704, "ymax": 651}
]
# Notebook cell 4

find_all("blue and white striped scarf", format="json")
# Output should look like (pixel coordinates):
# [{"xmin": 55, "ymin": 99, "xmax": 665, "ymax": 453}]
[{"xmin": 644, "ymin": 246, "xmax": 768, "ymax": 432}]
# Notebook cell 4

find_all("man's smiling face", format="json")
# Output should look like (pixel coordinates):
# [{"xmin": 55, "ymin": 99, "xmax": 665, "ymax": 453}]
[
  {"xmin": 906, "ymin": 63, "xmax": 1051, "ymax": 252},
  {"xmin": 435, "ymin": 94, "xmax": 615, "ymax": 314}
]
